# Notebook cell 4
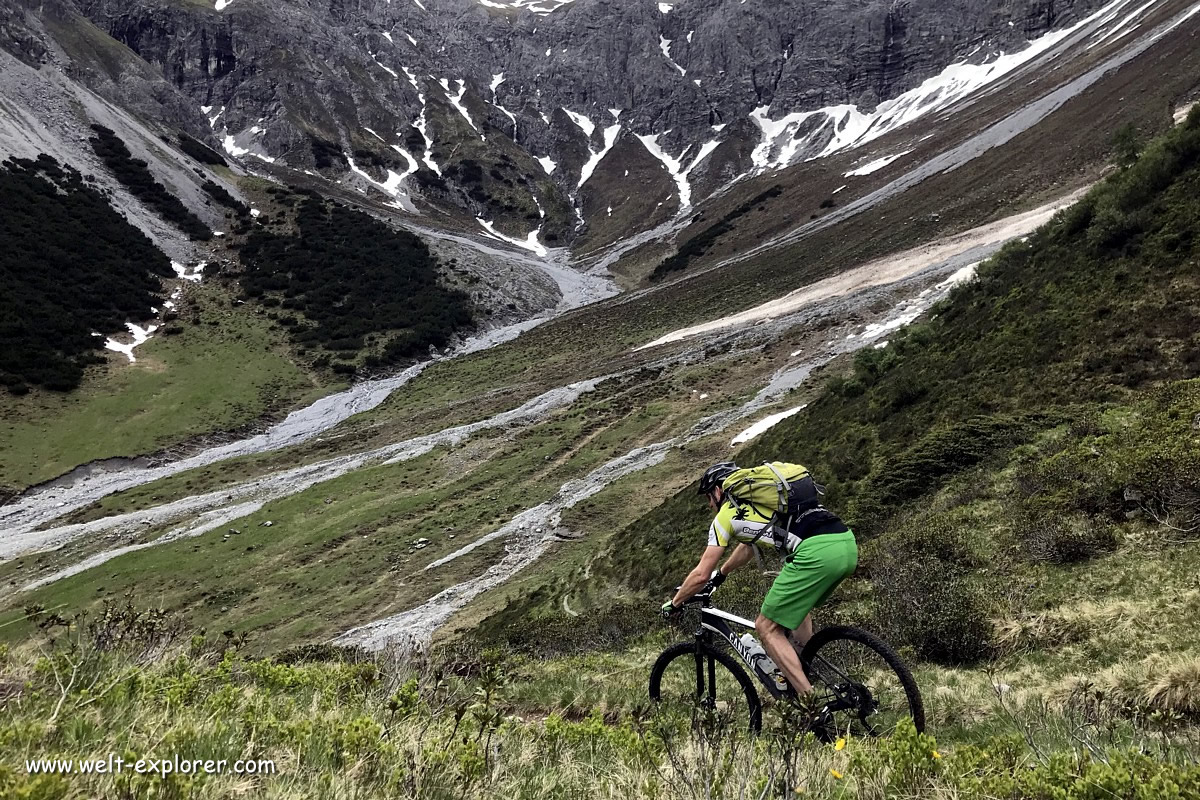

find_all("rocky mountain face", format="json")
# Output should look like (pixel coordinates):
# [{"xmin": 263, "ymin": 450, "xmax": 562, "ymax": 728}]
[{"xmin": 4, "ymin": 0, "xmax": 1110, "ymax": 249}]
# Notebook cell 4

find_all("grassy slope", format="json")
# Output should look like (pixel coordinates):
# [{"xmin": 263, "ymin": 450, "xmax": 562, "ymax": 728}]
[
  {"xmin": 0, "ymin": 364, "xmax": 765, "ymax": 648},
  {"xmin": 0, "ymin": 281, "xmax": 327, "ymax": 490}
]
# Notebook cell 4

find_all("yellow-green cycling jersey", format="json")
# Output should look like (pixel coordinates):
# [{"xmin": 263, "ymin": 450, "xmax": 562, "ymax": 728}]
[
  {"xmin": 707, "ymin": 500, "xmax": 776, "ymax": 550},
  {"xmin": 707, "ymin": 499, "xmax": 852, "ymax": 555}
]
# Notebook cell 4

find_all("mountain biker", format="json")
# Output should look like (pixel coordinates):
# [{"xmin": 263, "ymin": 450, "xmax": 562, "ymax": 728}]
[{"xmin": 660, "ymin": 461, "xmax": 857, "ymax": 694}]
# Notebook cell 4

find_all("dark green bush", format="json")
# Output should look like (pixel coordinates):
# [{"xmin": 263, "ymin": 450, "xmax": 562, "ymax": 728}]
[
  {"xmin": 861, "ymin": 518, "xmax": 993, "ymax": 663},
  {"xmin": 310, "ymin": 137, "xmax": 344, "ymax": 170},
  {"xmin": 238, "ymin": 194, "xmax": 472, "ymax": 366},
  {"xmin": 89, "ymin": 125, "xmax": 211, "ymax": 241},
  {"xmin": 650, "ymin": 185, "xmax": 783, "ymax": 280},
  {"xmin": 0, "ymin": 154, "xmax": 172, "ymax": 391},
  {"xmin": 873, "ymin": 559, "xmax": 992, "ymax": 664},
  {"xmin": 177, "ymin": 133, "xmax": 227, "ymax": 167},
  {"xmin": 202, "ymin": 180, "xmax": 249, "ymax": 216}
]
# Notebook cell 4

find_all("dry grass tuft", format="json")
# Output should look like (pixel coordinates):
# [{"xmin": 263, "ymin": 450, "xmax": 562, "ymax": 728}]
[{"xmin": 1144, "ymin": 657, "xmax": 1200, "ymax": 716}]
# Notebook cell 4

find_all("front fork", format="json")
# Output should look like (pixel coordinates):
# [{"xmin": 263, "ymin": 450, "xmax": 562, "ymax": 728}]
[{"xmin": 693, "ymin": 630, "xmax": 717, "ymax": 709}]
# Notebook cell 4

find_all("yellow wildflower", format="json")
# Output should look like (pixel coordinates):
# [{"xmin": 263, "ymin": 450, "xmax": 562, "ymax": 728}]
[
  {"xmin": 830, "ymin": 769, "xmax": 843, "ymax": 780},
  {"xmin": 835, "ymin": 737, "xmax": 846, "ymax": 751},
  {"xmin": 931, "ymin": 750, "xmax": 943, "ymax": 760}
]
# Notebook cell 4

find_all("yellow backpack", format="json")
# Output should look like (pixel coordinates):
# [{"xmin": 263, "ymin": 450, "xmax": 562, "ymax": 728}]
[{"xmin": 721, "ymin": 462, "xmax": 825, "ymax": 550}]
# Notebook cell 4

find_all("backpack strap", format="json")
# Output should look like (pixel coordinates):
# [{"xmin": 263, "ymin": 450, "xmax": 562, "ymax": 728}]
[{"xmin": 762, "ymin": 462, "xmax": 792, "ymax": 514}]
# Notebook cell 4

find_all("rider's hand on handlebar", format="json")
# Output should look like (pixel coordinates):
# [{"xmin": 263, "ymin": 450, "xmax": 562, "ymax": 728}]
[
  {"xmin": 660, "ymin": 600, "xmax": 682, "ymax": 620},
  {"xmin": 699, "ymin": 569, "xmax": 726, "ymax": 595}
]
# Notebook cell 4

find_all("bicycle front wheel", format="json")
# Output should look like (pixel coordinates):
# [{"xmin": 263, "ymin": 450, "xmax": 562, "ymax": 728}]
[
  {"xmin": 649, "ymin": 641, "xmax": 762, "ymax": 733},
  {"xmin": 800, "ymin": 625, "xmax": 925, "ymax": 737}
]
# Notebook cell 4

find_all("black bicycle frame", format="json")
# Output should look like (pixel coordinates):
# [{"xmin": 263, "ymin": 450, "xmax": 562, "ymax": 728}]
[{"xmin": 696, "ymin": 605, "xmax": 791, "ymax": 701}]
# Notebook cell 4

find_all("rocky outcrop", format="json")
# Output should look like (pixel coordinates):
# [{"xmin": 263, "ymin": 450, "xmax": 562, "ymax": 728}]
[{"xmin": 19, "ymin": 0, "xmax": 1114, "ymax": 241}]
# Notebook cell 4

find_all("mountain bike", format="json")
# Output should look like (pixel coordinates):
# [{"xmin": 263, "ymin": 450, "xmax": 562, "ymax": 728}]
[{"xmin": 648, "ymin": 585, "xmax": 924, "ymax": 736}]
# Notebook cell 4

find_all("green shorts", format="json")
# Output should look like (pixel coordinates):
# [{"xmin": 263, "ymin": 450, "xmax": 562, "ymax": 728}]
[{"xmin": 760, "ymin": 531, "xmax": 858, "ymax": 630}]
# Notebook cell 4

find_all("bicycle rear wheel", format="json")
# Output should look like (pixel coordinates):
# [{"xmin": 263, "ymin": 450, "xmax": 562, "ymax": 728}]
[
  {"xmin": 649, "ymin": 640, "xmax": 762, "ymax": 733},
  {"xmin": 800, "ymin": 625, "xmax": 924, "ymax": 737}
]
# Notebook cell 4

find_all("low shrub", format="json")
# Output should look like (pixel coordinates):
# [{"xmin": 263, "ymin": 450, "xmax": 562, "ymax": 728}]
[
  {"xmin": 1020, "ymin": 517, "xmax": 1119, "ymax": 564},
  {"xmin": 867, "ymin": 519, "xmax": 993, "ymax": 664}
]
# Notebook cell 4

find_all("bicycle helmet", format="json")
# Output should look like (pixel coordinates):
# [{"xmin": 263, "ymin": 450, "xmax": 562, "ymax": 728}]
[{"xmin": 698, "ymin": 461, "xmax": 738, "ymax": 496}]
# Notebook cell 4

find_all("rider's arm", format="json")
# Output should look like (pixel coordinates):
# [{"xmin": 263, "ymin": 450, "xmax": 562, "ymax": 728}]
[
  {"xmin": 670, "ymin": 545, "xmax": 724, "ymax": 608},
  {"xmin": 720, "ymin": 542, "xmax": 756, "ymax": 576}
]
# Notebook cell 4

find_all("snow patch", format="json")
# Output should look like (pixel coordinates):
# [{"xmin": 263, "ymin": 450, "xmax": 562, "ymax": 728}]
[
  {"xmin": 404, "ymin": 68, "xmax": 442, "ymax": 176},
  {"xmin": 370, "ymin": 56, "xmax": 398, "ymax": 79},
  {"xmin": 536, "ymin": 155, "xmax": 557, "ymax": 174},
  {"xmin": 659, "ymin": 36, "xmax": 686, "ymax": 75},
  {"xmin": 636, "ymin": 134, "xmax": 720, "ymax": 211},
  {"xmin": 749, "ymin": 0, "xmax": 1139, "ymax": 171},
  {"xmin": 489, "ymin": 74, "xmax": 518, "ymax": 139},
  {"xmin": 731, "ymin": 405, "xmax": 807, "ymax": 446},
  {"xmin": 563, "ymin": 108, "xmax": 595, "ymax": 138},
  {"xmin": 347, "ymin": 155, "xmax": 416, "ymax": 212},
  {"xmin": 476, "ymin": 218, "xmax": 547, "ymax": 257},
  {"xmin": 852, "ymin": 264, "xmax": 978, "ymax": 341},
  {"xmin": 658, "ymin": 2, "xmax": 671, "ymax": 11},
  {"xmin": 844, "ymin": 150, "xmax": 912, "ymax": 177},
  {"xmin": 105, "ymin": 323, "xmax": 158, "ymax": 363},
  {"xmin": 439, "ymin": 78, "xmax": 480, "ymax": 135},
  {"xmin": 171, "ymin": 261, "xmax": 205, "ymax": 283},
  {"xmin": 1089, "ymin": 0, "xmax": 1157, "ymax": 48},
  {"xmin": 222, "ymin": 133, "xmax": 273, "ymax": 163},
  {"xmin": 478, "ymin": 0, "xmax": 578, "ymax": 12},
  {"xmin": 577, "ymin": 124, "xmax": 621, "ymax": 189}
]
